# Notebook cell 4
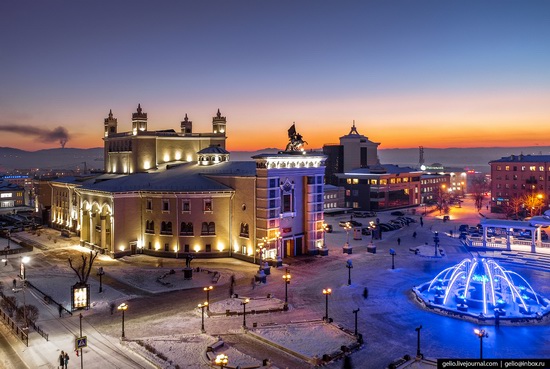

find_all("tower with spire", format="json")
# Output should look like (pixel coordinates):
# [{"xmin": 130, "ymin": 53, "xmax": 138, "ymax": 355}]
[
  {"xmin": 212, "ymin": 109, "xmax": 226, "ymax": 135},
  {"xmin": 104, "ymin": 109, "xmax": 118, "ymax": 137},
  {"xmin": 181, "ymin": 114, "xmax": 192, "ymax": 135},
  {"xmin": 132, "ymin": 104, "xmax": 148, "ymax": 135}
]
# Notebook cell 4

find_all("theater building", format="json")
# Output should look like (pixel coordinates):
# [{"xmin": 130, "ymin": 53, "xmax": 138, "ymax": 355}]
[{"xmin": 48, "ymin": 105, "xmax": 327, "ymax": 262}]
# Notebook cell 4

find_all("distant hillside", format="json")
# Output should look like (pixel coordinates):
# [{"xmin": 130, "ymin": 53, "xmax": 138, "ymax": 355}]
[{"xmin": 1, "ymin": 146, "xmax": 549, "ymax": 173}]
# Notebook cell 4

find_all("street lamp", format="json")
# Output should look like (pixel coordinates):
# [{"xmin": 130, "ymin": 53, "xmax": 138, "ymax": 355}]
[
  {"xmin": 352, "ymin": 308, "xmax": 360, "ymax": 336},
  {"xmin": 415, "ymin": 325, "xmax": 423, "ymax": 358},
  {"xmin": 276, "ymin": 231, "xmax": 283, "ymax": 267},
  {"xmin": 198, "ymin": 301, "xmax": 208, "ymax": 332},
  {"xmin": 97, "ymin": 266, "xmax": 105, "ymax": 293},
  {"xmin": 346, "ymin": 259, "xmax": 353, "ymax": 285},
  {"xmin": 255, "ymin": 242, "xmax": 266, "ymax": 283},
  {"xmin": 344, "ymin": 222, "xmax": 352, "ymax": 245},
  {"xmin": 118, "ymin": 302, "xmax": 128, "ymax": 338},
  {"xmin": 241, "ymin": 298, "xmax": 250, "ymax": 328},
  {"xmin": 204, "ymin": 286, "xmax": 213, "ymax": 311},
  {"xmin": 474, "ymin": 328, "xmax": 488, "ymax": 359},
  {"xmin": 389, "ymin": 249, "xmax": 396, "ymax": 269},
  {"xmin": 282, "ymin": 269, "xmax": 291, "ymax": 311},
  {"xmin": 214, "ymin": 353, "xmax": 229, "ymax": 369},
  {"xmin": 323, "ymin": 288, "xmax": 332, "ymax": 322},
  {"xmin": 433, "ymin": 231, "xmax": 440, "ymax": 257},
  {"xmin": 20, "ymin": 256, "xmax": 30, "ymax": 280}
]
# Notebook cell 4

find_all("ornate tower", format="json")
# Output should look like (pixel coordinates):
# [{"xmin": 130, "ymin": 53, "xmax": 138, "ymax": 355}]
[
  {"xmin": 104, "ymin": 109, "xmax": 118, "ymax": 137},
  {"xmin": 212, "ymin": 109, "xmax": 226, "ymax": 135},
  {"xmin": 132, "ymin": 104, "xmax": 148, "ymax": 135},
  {"xmin": 181, "ymin": 114, "xmax": 193, "ymax": 135}
]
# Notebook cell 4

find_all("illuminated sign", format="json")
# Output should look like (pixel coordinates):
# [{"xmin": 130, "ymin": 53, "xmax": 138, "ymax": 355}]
[
  {"xmin": 71, "ymin": 284, "xmax": 90, "ymax": 311},
  {"xmin": 1, "ymin": 193, "xmax": 12, "ymax": 198}
]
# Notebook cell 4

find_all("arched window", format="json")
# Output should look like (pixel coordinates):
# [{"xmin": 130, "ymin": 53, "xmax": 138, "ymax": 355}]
[
  {"xmin": 161, "ymin": 221, "xmax": 172, "ymax": 235},
  {"xmin": 240, "ymin": 223, "xmax": 249, "ymax": 238},
  {"xmin": 201, "ymin": 222, "xmax": 216, "ymax": 235},
  {"xmin": 145, "ymin": 220, "xmax": 155, "ymax": 234},
  {"xmin": 180, "ymin": 222, "xmax": 193, "ymax": 235}
]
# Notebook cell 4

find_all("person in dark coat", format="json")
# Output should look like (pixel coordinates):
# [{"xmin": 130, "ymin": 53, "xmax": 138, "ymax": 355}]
[
  {"xmin": 64, "ymin": 352, "xmax": 69, "ymax": 369},
  {"xmin": 58, "ymin": 351, "xmax": 65, "ymax": 369}
]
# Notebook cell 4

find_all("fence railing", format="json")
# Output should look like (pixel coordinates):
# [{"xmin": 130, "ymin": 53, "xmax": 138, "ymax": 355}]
[{"xmin": 0, "ymin": 293, "xmax": 29, "ymax": 346}]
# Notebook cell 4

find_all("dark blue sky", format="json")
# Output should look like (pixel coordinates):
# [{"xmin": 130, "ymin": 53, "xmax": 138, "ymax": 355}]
[{"xmin": 1, "ymin": 1, "xmax": 549, "ymax": 150}]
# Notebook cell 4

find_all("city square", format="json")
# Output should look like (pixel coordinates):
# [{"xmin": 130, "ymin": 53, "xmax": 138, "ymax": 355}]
[{"xmin": 1, "ymin": 196, "xmax": 549, "ymax": 369}]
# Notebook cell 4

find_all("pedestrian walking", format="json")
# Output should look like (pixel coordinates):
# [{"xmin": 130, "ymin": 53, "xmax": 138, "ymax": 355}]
[
  {"xmin": 64, "ymin": 352, "xmax": 69, "ymax": 369},
  {"xmin": 58, "ymin": 351, "xmax": 65, "ymax": 369},
  {"xmin": 58, "ymin": 304, "xmax": 63, "ymax": 318},
  {"xmin": 362, "ymin": 287, "xmax": 369, "ymax": 299},
  {"xmin": 12, "ymin": 279, "xmax": 16, "ymax": 289},
  {"xmin": 420, "ymin": 217, "xmax": 424, "ymax": 227},
  {"xmin": 412, "ymin": 231, "xmax": 417, "ymax": 238},
  {"xmin": 397, "ymin": 238, "xmax": 401, "ymax": 246}
]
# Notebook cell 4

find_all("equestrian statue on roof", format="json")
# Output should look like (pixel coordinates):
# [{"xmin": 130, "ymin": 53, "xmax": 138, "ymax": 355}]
[{"xmin": 285, "ymin": 123, "xmax": 308, "ymax": 152}]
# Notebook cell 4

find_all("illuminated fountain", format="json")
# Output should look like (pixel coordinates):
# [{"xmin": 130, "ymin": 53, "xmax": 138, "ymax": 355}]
[{"xmin": 413, "ymin": 258, "xmax": 550, "ymax": 323}]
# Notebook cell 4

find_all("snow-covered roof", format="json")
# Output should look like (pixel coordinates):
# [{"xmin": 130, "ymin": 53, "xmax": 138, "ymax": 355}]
[{"xmin": 75, "ymin": 161, "xmax": 257, "ymax": 193}]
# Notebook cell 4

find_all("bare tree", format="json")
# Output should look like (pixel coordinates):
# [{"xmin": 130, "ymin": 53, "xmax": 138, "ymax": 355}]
[
  {"xmin": 470, "ymin": 175, "xmax": 490, "ymax": 211},
  {"xmin": 523, "ymin": 192, "xmax": 545, "ymax": 217},
  {"xmin": 68, "ymin": 251, "xmax": 99, "ymax": 285},
  {"xmin": 0, "ymin": 295, "xmax": 17, "ymax": 317},
  {"xmin": 504, "ymin": 195, "xmax": 525, "ymax": 219},
  {"xmin": 16, "ymin": 304, "xmax": 39, "ymax": 326}
]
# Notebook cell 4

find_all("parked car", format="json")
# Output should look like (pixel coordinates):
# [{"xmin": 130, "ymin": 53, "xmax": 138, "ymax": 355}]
[
  {"xmin": 325, "ymin": 224, "xmax": 333, "ymax": 233},
  {"xmin": 349, "ymin": 220, "xmax": 363, "ymax": 227},
  {"xmin": 361, "ymin": 227, "xmax": 371, "ymax": 235},
  {"xmin": 390, "ymin": 211, "xmax": 405, "ymax": 216},
  {"xmin": 379, "ymin": 223, "xmax": 395, "ymax": 232},
  {"xmin": 354, "ymin": 211, "xmax": 376, "ymax": 218}
]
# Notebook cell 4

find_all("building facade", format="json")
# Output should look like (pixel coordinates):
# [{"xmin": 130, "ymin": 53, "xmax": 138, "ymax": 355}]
[
  {"xmin": 490, "ymin": 154, "xmax": 550, "ymax": 214},
  {"xmin": 48, "ymin": 106, "xmax": 327, "ymax": 262}
]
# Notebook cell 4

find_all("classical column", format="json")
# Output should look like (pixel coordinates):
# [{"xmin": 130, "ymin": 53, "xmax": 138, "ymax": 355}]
[{"xmin": 100, "ymin": 215, "xmax": 107, "ymax": 249}]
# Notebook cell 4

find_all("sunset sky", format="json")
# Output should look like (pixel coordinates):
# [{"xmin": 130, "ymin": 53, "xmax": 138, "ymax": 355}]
[{"xmin": 1, "ymin": 1, "xmax": 550, "ymax": 152}]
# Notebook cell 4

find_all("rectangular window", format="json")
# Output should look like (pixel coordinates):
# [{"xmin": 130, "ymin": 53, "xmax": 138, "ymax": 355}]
[
  {"xmin": 269, "ymin": 178, "xmax": 278, "ymax": 187},
  {"xmin": 164, "ymin": 243, "xmax": 169, "ymax": 252},
  {"xmin": 204, "ymin": 199, "xmax": 213, "ymax": 212},
  {"xmin": 182, "ymin": 200, "xmax": 190, "ymax": 212},
  {"xmin": 307, "ymin": 176, "xmax": 315, "ymax": 185},
  {"xmin": 283, "ymin": 194, "xmax": 292, "ymax": 212},
  {"xmin": 146, "ymin": 199, "xmax": 152, "ymax": 210},
  {"xmin": 505, "ymin": 166, "xmax": 510, "ymax": 171},
  {"xmin": 352, "ymin": 178, "xmax": 359, "ymax": 184},
  {"xmin": 148, "ymin": 242, "xmax": 152, "ymax": 250},
  {"xmin": 540, "ymin": 166, "xmax": 544, "ymax": 171},
  {"xmin": 530, "ymin": 166, "xmax": 536, "ymax": 171},
  {"xmin": 162, "ymin": 199, "xmax": 170, "ymax": 212},
  {"xmin": 347, "ymin": 178, "xmax": 352, "ymax": 184},
  {"xmin": 269, "ymin": 189, "xmax": 277, "ymax": 198},
  {"xmin": 205, "ymin": 244, "xmax": 212, "ymax": 252},
  {"xmin": 496, "ymin": 166, "xmax": 502, "ymax": 171},
  {"xmin": 371, "ymin": 179, "xmax": 377, "ymax": 185},
  {"xmin": 184, "ymin": 244, "xmax": 190, "ymax": 252}
]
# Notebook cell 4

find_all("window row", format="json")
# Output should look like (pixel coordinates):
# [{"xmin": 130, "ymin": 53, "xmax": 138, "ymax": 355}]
[
  {"xmin": 145, "ymin": 199, "xmax": 213, "ymax": 212},
  {"xmin": 145, "ymin": 221, "xmax": 216, "ymax": 236},
  {"xmin": 496, "ymin": 165, "xmax": 549, "ymax": 172}
]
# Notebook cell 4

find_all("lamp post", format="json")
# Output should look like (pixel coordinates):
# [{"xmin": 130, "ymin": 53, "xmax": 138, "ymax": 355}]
[
  {"xmin": 255, "ymin": 242, "xmax": 266, "ymax": 283},
  {"xmin": 352, "ymin": 308, "xmax": 360, "ymax": 336},
  {"xmin": 474, "ymin": 328, "xmax": 488, "ymax": 359},
  {"xmin": 433, "ymin": 232, "xmax": 440, "ymax": 257},
  {"xmin": 282, "ymin": 269, "xmax": 291, "ymax": 311},
  {"xmin": 198, "ymin": 302, "xmax": 208, "ymax": 332},
  {"xmin": 241, "ymin": 298, "xmax": 250, "ymax": 328},
  {"xmin": 97, "ymin": 266, "xmax": 105, "ymax": 293},
  {"xmin": 20, "ymin": 255, "xmax": 30, "ymax": 280},
  {"xmin": 276, "ymin": 231, "xmax": 283, "ymax": 267},
  {"xmin": 204, "ymin": 286, "xmax": 213, "ymax": 311},
  {"xmin": 343, "ymin": 222, "xmax": 352, "ymax": 254},
  {"xmin": 323, "ymin": 288, "xmax": 332, "ymax": 321},
  {"xmin": 346, "ymin": 259, "xmax": 353, "ymax": 285},
  {"xmin": 389, "ymin": 249, "xmax": 396, "ymax": 269},
  {"xmin": 118, "ymin": 302, "xmax": 128, "ymax": 339},
  {"xmin": 214, "ymin": 353, "xmax": 229, "ymax": 369},
  {"xmin": 415, "ymin": 325, "xmax": 423, "ymax": 358}
]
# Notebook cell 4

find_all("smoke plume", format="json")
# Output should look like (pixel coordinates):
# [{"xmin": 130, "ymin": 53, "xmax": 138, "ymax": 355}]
[{"xmin": 0, "ymin": 124, "xmax": 70, "ymax": 148}]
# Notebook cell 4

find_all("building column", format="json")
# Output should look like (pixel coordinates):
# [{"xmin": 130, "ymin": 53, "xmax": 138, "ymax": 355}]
[{"xmin": 100, "ymin": 215, "xmax": 107, "ymax": 249}]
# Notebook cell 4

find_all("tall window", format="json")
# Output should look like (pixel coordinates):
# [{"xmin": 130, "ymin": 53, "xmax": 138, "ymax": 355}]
[
  {"xmin": 146, "ymin": 199, "xmax": 152, "ymax": 211},
  {"xmin": 281, "ymin": 179, "xmax": 294, "ymax": 214},
  {"xmin": 162, "ymin": 199, "xmax": 170, "ymax": 212},
  {"xmin": 182, "ymin": 200, "xmax": 191, "ymax": 212},
  {"xmin": 204, "ymin": 199, "xmax": 213, "ymax": 212}
]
